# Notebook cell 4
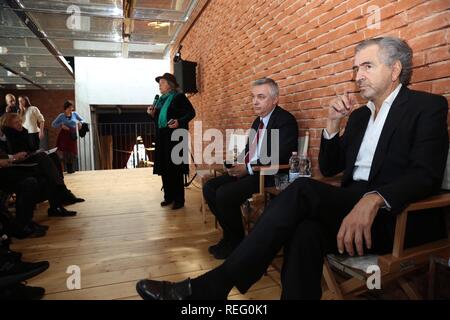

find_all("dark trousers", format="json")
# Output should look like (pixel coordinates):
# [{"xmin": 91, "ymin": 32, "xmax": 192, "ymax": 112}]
[
  {"xmin": 161, "ymin": 166, "xmax": 185, "ymax": 205},
  {"xmin": 0, "ymin": 168, "xmax": 38, "ymax": 227},
  {"xmin": 29, "ymin": 132, "xmax": 40, "ymax": 151},
  {"xmin": 203, "ymin": 174, "xmax": 260, "ymax": 245},
  {"xmin": 22, "ymin": 153, "xmax": 65, "ymax": 207},
  {"xmin": 222, "ymin": 177, "xmax": 397, "ymax": 299}
]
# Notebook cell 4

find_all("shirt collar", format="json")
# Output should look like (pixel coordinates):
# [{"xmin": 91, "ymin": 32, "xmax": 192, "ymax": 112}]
[
  {"xmin": 366, "ymin": 84, "xmax": 402, "ymax": 115},
  {"xmin": 260, "ymin": 106, "xmax": 276, "ymax": 127}
]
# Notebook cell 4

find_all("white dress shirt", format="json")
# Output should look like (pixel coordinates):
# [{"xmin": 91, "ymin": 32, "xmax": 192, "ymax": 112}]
[
  {"xmin": 323, "ymin": 84, "xmax": 403, "ymax": 208},
  {"xmin": 247, "ymin": 107, "xmax": 275, "ymax": 175}
]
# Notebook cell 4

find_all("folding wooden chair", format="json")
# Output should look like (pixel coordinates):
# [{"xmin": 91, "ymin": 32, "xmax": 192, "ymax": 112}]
[{"xmin": 322, "ymin": 146, "xmax": 450, "ymax": 300}]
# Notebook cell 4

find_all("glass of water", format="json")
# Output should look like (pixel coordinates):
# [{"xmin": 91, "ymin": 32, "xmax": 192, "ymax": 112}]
[
  {"xmin": 299, "ymin": 155, "xmax": 311, "ymax": 177},
  {"xmin": 275, "ymin": 173, "xmax": 290, "ymax": 190}
]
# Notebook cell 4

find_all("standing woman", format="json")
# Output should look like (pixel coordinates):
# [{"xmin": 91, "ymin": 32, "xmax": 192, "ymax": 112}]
[
  {"xmin": 52, "ymin": 100, "xmax": 84, "ymax": 174},
  {"xmin": 147, "ymin": 73, "xmax": 195, "ymax": 210},
  {"xmin": 18, "ymin": 96, "xmax": 45, "ymax": 151}
]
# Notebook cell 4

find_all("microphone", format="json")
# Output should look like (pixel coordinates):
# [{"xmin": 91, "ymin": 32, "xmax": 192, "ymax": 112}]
[{"xmin": 153, "ymin": 94, "xmax": 160, "ymax": 106}]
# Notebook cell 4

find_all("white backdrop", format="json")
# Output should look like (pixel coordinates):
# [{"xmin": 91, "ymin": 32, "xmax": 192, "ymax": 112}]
[{"xmin": 74, "ymin": 57, "xmax": 170, "ymax": 169}]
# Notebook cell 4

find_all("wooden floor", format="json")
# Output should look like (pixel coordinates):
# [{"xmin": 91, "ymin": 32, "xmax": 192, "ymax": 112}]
[{"xmin": 11, "ymin": 168, "xmax": 281, "ymax": 300}]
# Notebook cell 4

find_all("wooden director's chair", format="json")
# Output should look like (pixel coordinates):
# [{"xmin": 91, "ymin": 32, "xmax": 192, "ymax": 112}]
[{"xmin": 322, "ymin": 145, "xmax": 450, "ymax": 299}]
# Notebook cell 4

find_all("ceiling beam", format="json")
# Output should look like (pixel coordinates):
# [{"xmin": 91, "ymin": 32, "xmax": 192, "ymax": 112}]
[
  {"xmin": 0, "ymin": 62, "xmax": 46, "ymax": 90},
  {"xmin": 5, "ymin": 0, "xmax": 75, "ymax": 79}
]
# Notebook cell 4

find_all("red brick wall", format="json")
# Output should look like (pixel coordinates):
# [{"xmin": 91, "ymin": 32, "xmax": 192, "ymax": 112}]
[
  {"xmin": 173, "ymin": 0, "xmax": 450, "ymax": 173},
  {"xmin": 1, "ymin": 90, "xmax": 75, "ymax": 147}
]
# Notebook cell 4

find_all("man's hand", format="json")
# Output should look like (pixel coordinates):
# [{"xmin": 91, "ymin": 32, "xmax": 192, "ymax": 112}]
[
  {"xmin": 337, "ymin": 193, "xmax": 385, "ymax": 256},
  {"xmin": 12, "ymin": 152, "xmax": 27, "ymax": 162},
  {"xmin": 326, "ymin": 92, "xmax": 356, "ymax": 134},
  {"xmin": 0, "ymin": 159, "xmax": 11, "ymax": 168},
  {"xmin": 227, "ymin": 164, "xmax": 248, "ymax": 178}
]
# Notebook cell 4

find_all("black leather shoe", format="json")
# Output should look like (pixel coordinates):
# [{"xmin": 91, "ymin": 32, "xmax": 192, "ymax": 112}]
[
  {"xmin": 31, "ymin": 221, "xmax": 49, "ymax": 232},
  {"xmin": 160, "ymin": 200, "xmax": 173, "ymax": 207},
  {"xmin": 0, "ymin": 257, "xmax": 49, "ymax": 288},
  {"xmin": 213, "ymin": 242, "xmax": 237, "ymax": 260},
  {"xmin": 6, "ymin": 250, "xmax": 22, "ymax": 261},
  {"xmin": 11, "ymin": 224, "xmax": 46, "ymax": 239},
  {"xmin": 63, "ymin": 190, "xmax": 85, "ymax": 205},
  {"xmin": 136, "ymin": 278, "xmax": 192, "ymax": 300},
  {"xmin": 0, "ymin": 283, "xmax": 45, "ymax": 300},
  {"xmin": 48, "ymin": 206, "xmax": 77, "ymax": 217},
  {"xmin": 208, "ymin": 239, "xmax": 227, "ymax": 255},
  {"xmin": 172, "ymin": 203, "xmax": 184, "ymax": 210}
]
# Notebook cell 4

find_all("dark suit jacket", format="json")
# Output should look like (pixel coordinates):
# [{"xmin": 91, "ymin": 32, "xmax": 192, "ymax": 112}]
[
  {"xmin": 243, "ymin": 105, "xmax": 299, "ymax": 168},
  {"xmin": 319, "ymin": 87, "xmax": 449, "ymax": 247},
  {"xmin": 319, "ymin": 86, "xmax": 448, "ymax": 213}
]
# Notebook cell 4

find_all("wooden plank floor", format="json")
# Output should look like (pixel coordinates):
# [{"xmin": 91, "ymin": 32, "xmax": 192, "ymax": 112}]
[{"xmin": 11, "ymin": 168, "xmax": 281, "ymax": 300}]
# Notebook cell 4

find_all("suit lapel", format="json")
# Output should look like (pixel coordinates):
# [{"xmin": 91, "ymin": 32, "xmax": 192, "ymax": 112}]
[{"xmin": 368, "ymin": 87, "xmax": 410, "ymax": 181}]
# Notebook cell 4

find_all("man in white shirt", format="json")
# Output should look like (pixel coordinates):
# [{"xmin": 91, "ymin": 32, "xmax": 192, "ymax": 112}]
[{"xmin": 136, "ymin": 36, "xmax": 448, "ymax": 300}]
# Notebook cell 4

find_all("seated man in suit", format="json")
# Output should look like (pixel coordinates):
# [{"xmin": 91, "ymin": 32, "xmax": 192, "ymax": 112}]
[
  {"xmin": 203, "ymin": 77, "xmax": 299, "ymax": 259},
  {"xmin": 136, "ymin": 36, "xmax": 448, "ymax": 300}
]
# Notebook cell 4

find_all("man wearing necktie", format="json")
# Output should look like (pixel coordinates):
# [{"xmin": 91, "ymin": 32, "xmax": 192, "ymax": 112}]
[
  {"xmin": 203, "ymin": 78, "xmax": 298, "ymax": 259},
  {"xmin": 136, "ymin": 36, "xmax": 449, "ymax": 301}
]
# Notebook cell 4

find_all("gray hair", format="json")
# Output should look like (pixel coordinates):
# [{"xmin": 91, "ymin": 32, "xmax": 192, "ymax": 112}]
[
  {"xmin": 355, "ymin": 36, "xmax": 413, "ymax": 85},
  {"xmin": 252, "ymin": 78, "xmax": 279, "ymax": 98}
]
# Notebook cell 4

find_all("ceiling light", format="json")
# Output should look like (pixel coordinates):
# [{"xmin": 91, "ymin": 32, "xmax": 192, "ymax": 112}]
[
  {"xmin": 19, "ymin": 61, "xmax": 29, "ymax": 68},
  {"xmin": 147, "ymin": 21, "xmax": 170, "ymax": 29},
  {"xmin": 35, "ymin": 71, "xmax": 43, "ymax": 77},
  {"xmin": 0, "ymin": 46, "xmax": 8, "ymax": 54},
  {"xmin": 112, "ymin": 7, "xmax": 122, "ymax": 16},
  {"xmin": 16, "ymin": 84, "xmax": 26, "ymax": 88}
]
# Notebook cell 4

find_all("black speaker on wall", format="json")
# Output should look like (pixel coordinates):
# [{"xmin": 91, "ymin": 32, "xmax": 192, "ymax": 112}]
[{"xmin": 174, "ymin": 60, "xmax": 198, "ymax": 94}]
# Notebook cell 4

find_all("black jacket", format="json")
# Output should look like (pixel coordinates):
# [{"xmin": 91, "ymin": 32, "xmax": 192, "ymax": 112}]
[
  {"xmin": 152, "ymin": 92, "xmax": 196, "ymax": 175},
  {"xmin": 319, "ymin": 86, "xmax": 449, "ymax": 213},
  {"xmin": 1, "ymin": 127, "xmax": 37, "ymax": 154},
  {"xmin": 243, "ymin": 105, "xmax": 299, "ymax": 168}
]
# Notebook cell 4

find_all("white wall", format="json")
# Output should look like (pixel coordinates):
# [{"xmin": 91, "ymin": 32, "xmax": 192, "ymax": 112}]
[{"xmin": 74, "ymin": 57, "xmax": 170, "ymax": 169}]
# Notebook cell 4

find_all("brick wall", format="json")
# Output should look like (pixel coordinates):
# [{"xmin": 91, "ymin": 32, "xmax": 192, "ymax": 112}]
[
  {"xmin": 173, "ymin": 0, "xmax": 450, "ymax": 173},
  {"xmin": 1, "ymin": 89, "xmax": 75, "ymax": 147}
]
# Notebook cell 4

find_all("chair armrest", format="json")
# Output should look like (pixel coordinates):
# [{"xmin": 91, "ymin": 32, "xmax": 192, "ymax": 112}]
[
  {"xmin": 252, "ymin": 164, "xmax": 290, "ymax": 174},
  {"xmin": 392, "ymin": 192, "xmax": 450, "ymax": 258}
]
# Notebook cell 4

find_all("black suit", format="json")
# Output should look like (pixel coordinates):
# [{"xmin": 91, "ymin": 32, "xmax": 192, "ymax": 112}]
[
  {"xmin": 221, "ymin": 87, "xmax": 449, "ymax": 299},
  {"xmin": 203, "ymin": 106, "xmax": 299, "ymax": 247}
]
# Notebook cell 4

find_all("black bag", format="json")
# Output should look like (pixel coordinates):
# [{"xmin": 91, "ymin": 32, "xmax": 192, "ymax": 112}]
[{"xmin": 79, "ymin": 123, "xmax": 90, "ymax": 138}]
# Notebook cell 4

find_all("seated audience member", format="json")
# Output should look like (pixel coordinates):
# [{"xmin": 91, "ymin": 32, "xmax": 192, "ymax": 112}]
[
  {"xmin": 136, "ymin": 36, "xmax": 449, "ymax": 300},
  {"xmin": 0, "ymin": 112, "xmax": 63, "ymax": 177},
  {"xmin": 203, "ymin": 77, "xmax": 298, "ymax": 259},
  {"xmin": 0, "ymin": 115, "xmax": 83, "ymax": 217},
  {"xmin": 0, "ymin": 157, "xmax": 46, "ymax": 238}
]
